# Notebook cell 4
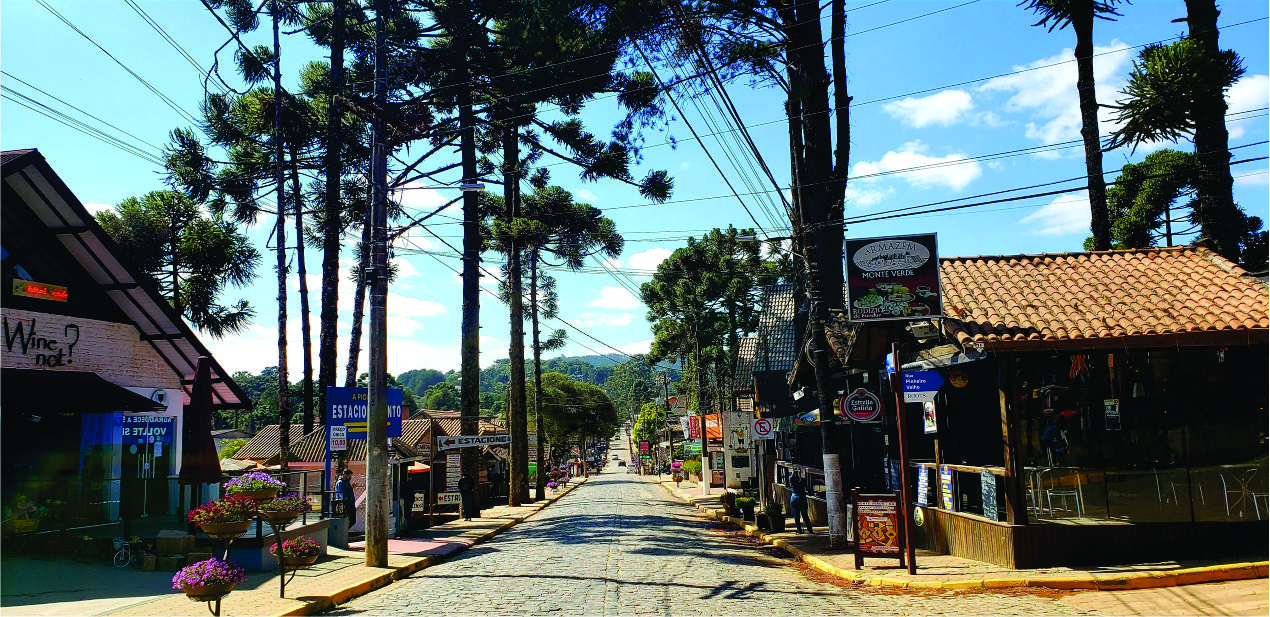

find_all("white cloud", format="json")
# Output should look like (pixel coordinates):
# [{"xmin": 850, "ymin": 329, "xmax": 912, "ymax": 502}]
[
  {"xmin": 616, "ymin": 339, "xmax": 653, "ymax": 355},
  {"xmin": 84, "ymin": 202, "xmax": 114, "ymax": 215},
  {"xmin": 883, "ymin": 90, "xmax": 975, "ymax": 128},
  {"xmin": 1019, "ymin": 192, "xmax": 1091, "ymax": 236},
  {"xmin": 576, "ymin": 189, "xmax": 598, "ymax": 202},
  {"xmin": 389, "ymin": 316, "xmax": 425, "ymax": 337},
  {"xmin": 388, "ymin": 293, "xmax": 447, "ymax": 318},
  {"xmin": 588, "ymin": 285, "xmax": 642, "ymax": 310},
  {"xmin": 851, "ymin": 141, "xmax": 982, "ymax": 191},
  {"xmin": 569, "ymin": 312, "xmax": 635, "ymax": 327},
  {"xmin": 1234, "ymin": 169, "xmax": 1268, "ymax": 187},
  {"xmin": 845, "ymin": 185, "xmax": 894, "ymax": 209},
  {"xmin": 1227, "ymin": 74, "xmax": 1269, "ymax": 139},
  {"xmin": 980, "ymin": 42, "xmax": 1132, "ymax": 147},
  {"xmin": 392, "ymin": 258, "xmax": 422, "ymax": 278},
  {"xmin": 628, "ymin": 248, "xmax": 672, "ymax": 274}
]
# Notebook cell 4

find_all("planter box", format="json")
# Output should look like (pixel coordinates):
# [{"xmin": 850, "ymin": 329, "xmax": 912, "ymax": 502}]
[
  {"xmin": 156, "ymin": 554, "xmax": 187, "ymax": 571},
  {"xmin": 138, "ymin": 554, "xmax": 157, "ymax": 572},
  {"xmin": 156, "ymin": 530, "xmax": 194, "ymax": 555}
]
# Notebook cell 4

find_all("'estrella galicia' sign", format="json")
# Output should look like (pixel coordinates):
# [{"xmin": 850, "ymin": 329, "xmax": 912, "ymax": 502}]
[
  {"xmin": 326, "ymin": 386, "xmax": 403, "ymax": 438},
  {"xmin": 839, "ymin": 389, "xmax": 883, "ymax": 422}
]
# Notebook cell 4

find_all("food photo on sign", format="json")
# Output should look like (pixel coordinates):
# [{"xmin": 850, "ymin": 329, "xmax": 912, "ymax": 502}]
[{"xmin": 844, "ymin": 233, "xmax": 942, "ymax": 322}]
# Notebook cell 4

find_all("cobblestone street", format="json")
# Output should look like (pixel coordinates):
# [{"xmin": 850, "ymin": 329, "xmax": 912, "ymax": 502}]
[{"xmin": 329, "ymin": 469, "xmax": 1082, "ymax": 616}]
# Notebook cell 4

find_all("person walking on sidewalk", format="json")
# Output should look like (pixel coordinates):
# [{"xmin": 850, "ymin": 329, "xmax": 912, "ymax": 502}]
[
  {"xmin": 336, "ymin": 469, "xmax": 356, "ymax": 525},
  {"xmin": 789, "ymin": 471, "xmax": 813, "ymax": 534}
]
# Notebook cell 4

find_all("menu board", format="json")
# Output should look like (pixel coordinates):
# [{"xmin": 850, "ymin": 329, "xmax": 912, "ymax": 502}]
[
  {"xmin": 981, "ymin": 469, "xmax": 998, "ymax": 521},
  {"xmin": 446, "ymin": 453, "xmax": 461, "ymax": 491},
  {"xmin": 844, "ymin": 233, "xmax": 942, "ymax": 322},
  {"xmin": 852, "ymin": 490, "xmax": 905, "ymax": 568}
]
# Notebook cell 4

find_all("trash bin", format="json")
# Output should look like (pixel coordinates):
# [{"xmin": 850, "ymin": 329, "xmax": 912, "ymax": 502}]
[{"xmin": 327, "ymin": 516, "xmax": 348, "ymax": 549}]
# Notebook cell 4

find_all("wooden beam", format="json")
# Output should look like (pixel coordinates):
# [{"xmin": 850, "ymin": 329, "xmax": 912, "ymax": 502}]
[{"xmin": 998, "ymin": 353, "xmax": 1028, "ymax": 526}]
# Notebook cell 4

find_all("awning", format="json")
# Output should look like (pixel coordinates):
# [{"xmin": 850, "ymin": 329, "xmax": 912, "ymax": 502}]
[
  {"xmin": 407, "ymin": 462, "xmax": 431, "ymax": 473},
  {"xmin": 901, "ymin": 344, "xmax": 986, "ymax": 370},
  {"xmin": 2, "ymin": 368, "xmax": 166, "ymax": 412}
]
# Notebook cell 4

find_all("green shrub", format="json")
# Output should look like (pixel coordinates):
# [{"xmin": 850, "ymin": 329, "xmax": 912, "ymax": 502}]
[
  {"xmin": 681, "ymin": 459, "xmax": 702, "ymax": 475},
  {"xmin": 735, "ymin": 497, "xmax": 756, "ymax": 509},
  {"xmin": 762, "ymin": 501, "xmax": 783, "ymax": 517}
]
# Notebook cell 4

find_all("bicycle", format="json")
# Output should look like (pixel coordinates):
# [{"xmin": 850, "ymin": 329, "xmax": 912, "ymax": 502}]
[{"xmin": 112, "ymin": 537, "xmax": 137, "ymax": 568}]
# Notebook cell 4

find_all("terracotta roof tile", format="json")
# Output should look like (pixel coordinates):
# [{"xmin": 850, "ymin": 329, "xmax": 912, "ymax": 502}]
[
  {"xmin": 236, "ymin": 425, "xmax": 310, "ymax": 462},
  {"xmin": 941, "ymin": 247, "xmax": 1268, "ymax": 350}
]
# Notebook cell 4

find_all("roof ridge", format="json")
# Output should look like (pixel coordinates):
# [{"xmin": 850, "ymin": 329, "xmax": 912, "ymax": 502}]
[{"xmin": 942, "ymin": 246, "xmax": 1194, "ymax": 262}]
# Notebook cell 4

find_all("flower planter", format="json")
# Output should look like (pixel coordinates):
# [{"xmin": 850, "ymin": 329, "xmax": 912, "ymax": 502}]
[
  {"xmin": 279, "ymin": 554, "xmax": 319, "ymax": 568},
  {"xmin": 6, "ymin": 519, "xmax": 39, "ymax": 534},
  {"xmin": 257, "ymin": 510, "xmax": 300, "ymax": 525},
  {"xmin": 768, "ymin": 513, "xmax": 786, "ymax": 533},
  {"xmin": 181, "ymin": 582, "xmax": 235, "ymax": 601},
  {"xmin": 198, "ymin": 520, "xmax": 252, "ymax": 537},
  {"xmin": 235, "ymin": 488, "xmax": 279, "ymax": 501}
]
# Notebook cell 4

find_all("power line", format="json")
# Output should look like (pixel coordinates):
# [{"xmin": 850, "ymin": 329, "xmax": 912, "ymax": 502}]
[
  {"xmin": 123, "ymin": 0, "xmax": 233, "ymax": 95},
  {"xmin": 0, "ymin": 89, "xmax": 165, "ymax": 167},
  {"xmin": 36, "ymin": 0, "xmax": 202, "ymax": 127}
]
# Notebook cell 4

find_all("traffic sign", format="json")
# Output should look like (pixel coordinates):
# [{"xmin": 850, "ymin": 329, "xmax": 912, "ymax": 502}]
[
  {"xmin": 840, "ymin": 388, "xmax": 883, "ymax": 422},
  {"xmin": 752, "ymin": 417, "xmax": 775, "ymax": 439},
  {"xmin": 902, "ymin": 370, "xmax": 944, "ymax": 403},
  {"xmin": 436, "ymin": 492, "xmax": 460, "ymax": 505},
  {"xmin": 437, "ymin": 434, "xmax": 512, "ymax": 451},
  {"xmin": 330, "ymin": 425, "xmax": 347, "ymax": 451}
]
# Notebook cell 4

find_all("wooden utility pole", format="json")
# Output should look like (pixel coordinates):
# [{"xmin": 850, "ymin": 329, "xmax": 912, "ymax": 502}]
[
  {"xmin": 270, "ymin": 0, "xmax": 290, "ymax": 473},
  {"xmin": 364, "ymin": 0, "xmax": 390, "ymax": 568},
  {"xmin": 457, "ymin": 11, "xmax": 483, "ymax": 520}
]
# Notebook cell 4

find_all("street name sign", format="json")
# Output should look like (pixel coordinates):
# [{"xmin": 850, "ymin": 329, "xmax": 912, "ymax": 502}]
[
  {"xmin": 437, "ymin": 434, "xmax": 512, "ymax": 451},
  {"xmin": 902, "ymin": 370, "xmax": 944, "ymax": 403}
]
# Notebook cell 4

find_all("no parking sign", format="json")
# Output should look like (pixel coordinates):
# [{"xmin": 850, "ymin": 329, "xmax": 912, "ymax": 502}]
[{"xmin": 752, "ymin": 417, "xmax": 775, "ymax": 439}]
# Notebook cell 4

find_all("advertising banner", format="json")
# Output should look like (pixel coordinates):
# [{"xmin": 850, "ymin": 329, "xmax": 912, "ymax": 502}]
[
  {"xmin": 852, "ymin": 490, "xmax": 906, "ymax": 569},
  {"xmin": 844, "ymin": 233, "xmax": 941, "ymax": 322}
]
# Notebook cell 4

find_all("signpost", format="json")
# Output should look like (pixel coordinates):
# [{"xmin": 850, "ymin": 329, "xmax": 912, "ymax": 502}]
[
  {"xmin": 638, "ymin": 440, "xmax": 650, "ymax": 457},
  {"xmin": 839, "ymin": 388, "xmax": 883, "ymax": 422},
  {"xmin": 436, "ymin": 492, "xmax": 460, "ymax": 506},
  {"xmin": 751, "ymin": 417, "xmax": 775, "ymax": 440},
  {"xmin": 437, "ymin": 434, "xmax": 512, "ymax": 451},
  {"xmin": 902, "ymin": 371, "xmax": 944, "ymax": 403},
  {"xmin": 851, "ymin": 490, "xmax": 906, "ymax": 569}
]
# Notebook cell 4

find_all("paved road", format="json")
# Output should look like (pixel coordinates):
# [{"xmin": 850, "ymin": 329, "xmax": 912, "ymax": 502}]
[{"xmin": 330, "ymin": 467, "xmax": 1082, "ymax": 616}]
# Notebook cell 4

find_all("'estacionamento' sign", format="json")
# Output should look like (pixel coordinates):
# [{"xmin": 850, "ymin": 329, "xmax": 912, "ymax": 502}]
[{"xmin": 844, "ymin": 233, "xmax": 942, "ymax": 322}]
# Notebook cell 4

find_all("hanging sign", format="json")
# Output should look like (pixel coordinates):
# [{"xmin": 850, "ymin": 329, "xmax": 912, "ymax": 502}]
[
  {"xmin": 838, "ymin": 388, "xmax": 883, "ymax": 422},
  {"xmin": 903, "ymin": 370, "xmax": 944, "ymax": 403},
  {"xmin": 326, "ymin": 386, "xmax": 403, "ymax": 438},
  {"xmin": 852, "ymin": 490, "xmax": 905, "ymax": 569},
  {"xmin": 844, "ymin": 233, "xmax": 942, "ymax": 322},
  {"xmin": 923, "ymin": 401, "xmax": 938, "ymax": 434},
  {"xmin": 11, "ymin": 278, "xmax": 68, "ymax": 302},
  {"xmin": 1104, "ymin": 399, "xmax": 1121, "ymax": 430}
]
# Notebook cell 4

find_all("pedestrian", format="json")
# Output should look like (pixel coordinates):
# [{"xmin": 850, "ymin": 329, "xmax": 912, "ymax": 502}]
[
  {"xmin": 399, "ymin": 472, "xmax": 415, "ymax": 534},
  {"xmin": 458, "ymin": 476, "xmax": 476, "ymax": 521},
  {"xmin": 1040, "ymin": 418, "xmax": 1068, "ymax": 466},
  {"xmin": 336, "ymin": 468, "xmax": 356, "ymax": 526},
  {"xmin": 789, "ymin": 471, "xmax": 813, "ymax": 534}
]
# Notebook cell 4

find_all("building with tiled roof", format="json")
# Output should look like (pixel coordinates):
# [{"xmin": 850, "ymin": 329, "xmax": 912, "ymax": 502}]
[
  {"xmin": 234, "ymin": 424, "xmax": 313, "ymax": 463},
  {"xmin": 797, "ymin": 245, "xmax": 1267, "ymax": 570}
]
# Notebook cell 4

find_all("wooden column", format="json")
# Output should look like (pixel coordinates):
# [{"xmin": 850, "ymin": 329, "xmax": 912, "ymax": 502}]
[{"xmin": 999, "ymin": 353, "xmax": 1028, "ymax": 525}]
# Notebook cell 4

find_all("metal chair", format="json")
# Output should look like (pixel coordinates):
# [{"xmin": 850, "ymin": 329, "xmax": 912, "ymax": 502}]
[{"xmin": 1040, "ymin": 468, "xmax": 1084, "ymax": 518}]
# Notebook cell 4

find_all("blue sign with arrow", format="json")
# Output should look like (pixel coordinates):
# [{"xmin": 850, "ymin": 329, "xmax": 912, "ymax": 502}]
[{"xmin": 902, "ymin": 371, "xmax": 944, "ymax": 402}]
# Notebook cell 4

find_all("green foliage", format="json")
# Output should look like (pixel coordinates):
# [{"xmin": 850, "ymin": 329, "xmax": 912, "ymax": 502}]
[
  {"xmin": 1018, "ymin": 0, "xmax": 1123, "ymax": 33},
  {"xmin": 530, "ymin": 372, "xmax": 619, "ymax": 446},
  {"xmin": 397, "ymin": 368, "xmax": 447, "ymax": 396},
  {"xmin": 631, "ymin": 402, "xmax": 664, "ymax": 445},
  {"xmin": 218, "ymin": 438, "xmax": 247, "ymax": 460},
  {"xmin": 422, "ymin": 381, "xmax": 460, "ymax": 412},
  {"xmin": 681, "ymin": 459, "xmax": 701, "ymax": 476},
  {"xmin": 96, "ymin": 191, "xmax": 260, "ymax": 338},
  {"xmin": 1108, "ymin": 40, "xmax": 1245, "ymax": 152}
]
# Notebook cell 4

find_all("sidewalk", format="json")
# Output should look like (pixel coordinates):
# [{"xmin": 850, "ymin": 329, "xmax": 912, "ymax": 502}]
[
  {"xmin": 651, "ymin": 477, "xmax": 1268, "ymax": 592},
  {"xmin": 2, "ymin": 479, "xmax": 587, "ymax": 617}
]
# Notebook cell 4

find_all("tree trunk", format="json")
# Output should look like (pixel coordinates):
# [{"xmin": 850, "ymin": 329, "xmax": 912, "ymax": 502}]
[
  {"xmin": 531, "ymin": 253, "xmax": 546, "ymax": 501},
  {"xmin": 1185, "ymin": 0, "xmax": 1242, "ymax": 261},
  {"xmin": 291, "ymin": 153, "xmax": 315, "ymax": 435},
  {"xmin": 504, "ymin": 125, "xmax": 528, "ymax": 507},
  {"xmin": 458, "ymin": 51, "xmax": 483, "ymax": 520},
  {"xmin": 271, "ymin": 4, "xmax": 290, "ymax": 472},
  {"xmin": 694, "ymin": 321, "xmax": 707, "ymax": 496},
  {"xmin": 318, "ymin": 0, "xmax": 346, "ymax": 424},
  {"xmin": 1074, "ymin": 6, "xmax": 1111, "ymax": 250},
  {"xmin": 344, "ymin": 222, "xmax": 371, "ymax": 387}
]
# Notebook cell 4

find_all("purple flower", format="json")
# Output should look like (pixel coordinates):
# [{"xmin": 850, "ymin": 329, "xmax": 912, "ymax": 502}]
[
  {"xmin": 171, "ymin": 557, "xmax": 247, "ymax": 589},
  {"xmin": 223, "ymin": 471, "xmax": 286, "ymax": 494}
]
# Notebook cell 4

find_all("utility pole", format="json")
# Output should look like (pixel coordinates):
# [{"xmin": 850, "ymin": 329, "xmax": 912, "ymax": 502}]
[
  {"xmin": 457, "ymin": 4, "xmax": 483, "ymax": 520},
  {"xmin": 364, "ymin": 0, "xmax": 390, "ymax": 568},
  {"xmin": 695, "ymin": 322, "xmax": 708, "ymax": 497},
  {"xmin": 270, "ymin": 0, "xmax": 290, "ymax": 473}
]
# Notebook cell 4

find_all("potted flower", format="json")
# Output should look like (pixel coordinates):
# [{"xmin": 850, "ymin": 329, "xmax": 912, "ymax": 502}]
[
  {"xmin": 735, "ymin": 497, "xmax": 757, "ymax": 521},
  {"xmin": 223, "ymin": 471, "xmax": 285, "ymax": 500},
  {"xmin": 173, "ymin": 557, "xmax": 247, "ymax": 601},
  {"xmin": 256, "ymin": 493, "xmax": 311, "ymax": 525},
  {"xmin": 189, "ymin": 496, "xmax": 257, "ymax": 537},
  {"xmin": 546, "ymin": 481, "xmax": 559, "ymax": 492},
  {"xmin": 682, "ymin": 459, "xmax": 702, "ymax": 482},
  {"xmin": 720, "ymin": 492, "xmax": 739, "ymax": 517},
  {"xmin": 4, "ymin": 495, "xmax": 48, "ymax": 534},
  {"xmin": 762, "ymin": 501, "xmax": 785, "ymax": 533},
  {"xmin": 270, "ymin": 536, "xmax": 321, "ymax": 568},
  {"xmin": 670, "ymin": 461, "xmax": 683, "ymax": 483}
]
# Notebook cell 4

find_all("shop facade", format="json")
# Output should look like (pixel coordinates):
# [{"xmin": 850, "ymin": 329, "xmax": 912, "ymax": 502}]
[{"xmin": 2, "ymin": 149, "xmax": 247, "ymax": 529}]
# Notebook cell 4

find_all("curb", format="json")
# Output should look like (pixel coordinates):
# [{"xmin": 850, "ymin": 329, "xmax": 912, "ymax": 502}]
[
  {"xmin": 652, "ymin": 479, "xmax": 1268, "ymax": 593},
  {"xmin": 277, "ymin": 477, "xmax": 588, "ymax": 616}
]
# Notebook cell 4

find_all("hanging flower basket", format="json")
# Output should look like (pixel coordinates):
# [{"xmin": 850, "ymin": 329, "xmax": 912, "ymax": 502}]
[
  {"xmin": 181, "ymin": 582, "xmax": 235, "ymax": 602},
  {"xmin": 223, "ymin": 472, "xmax": 285, "ymax": 500},
  {"xmin": 257, "ymin": 509, "xmax": 299, "ymax": 525},
  {"xmin": 279, "ymin": 554, "xmax": 319, "ymax": 568},
  {"xmin": 198, "ymin": 520, "xmax": 252, "ymax": 537},
  {"xmin": 239, "ymin": 488, "xmax": 280, "ymax": 501},
  {"xmin": 256, "ymin": 494, "xmax": 311, "ymax": 526}
]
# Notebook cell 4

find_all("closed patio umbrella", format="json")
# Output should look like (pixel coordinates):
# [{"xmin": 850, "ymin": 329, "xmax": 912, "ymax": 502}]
[{"xmin": 179, "ymin": 357, "xmax": 223, "ymax": 515}]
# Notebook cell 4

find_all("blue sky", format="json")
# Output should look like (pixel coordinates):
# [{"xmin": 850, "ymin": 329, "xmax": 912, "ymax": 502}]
[{"xmin": 3, "ymin": 1, "xmax": 1267, "ymax": 377}]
